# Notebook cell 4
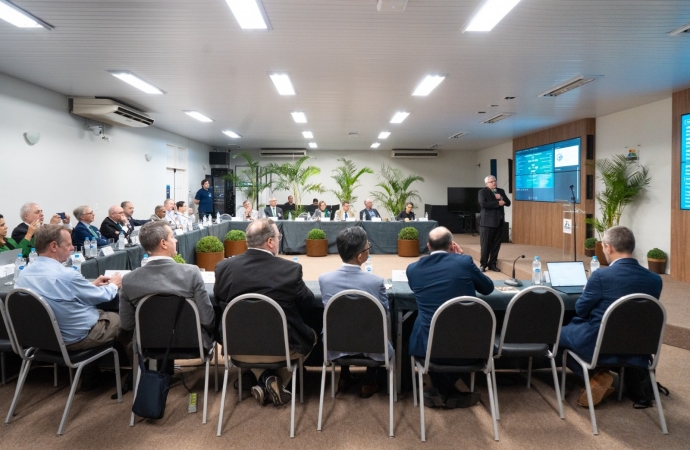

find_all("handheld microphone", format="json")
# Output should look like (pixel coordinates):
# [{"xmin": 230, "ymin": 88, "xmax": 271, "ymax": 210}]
[
  {"xmin": 504, "ymin": 254, "xmax": 525, "ymax": 287},
  {"xmin": 492, "ymin": 189, "xmax": 498, "ymax": 194}
]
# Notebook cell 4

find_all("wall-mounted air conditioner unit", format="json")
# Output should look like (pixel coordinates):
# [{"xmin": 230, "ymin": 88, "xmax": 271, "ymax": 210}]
[
  {"xmin": 391, "ymin": 150, "xmax": 439, "ymax": 159},
  {"xmin": 260, "ymin": 149, "xmax": 307, "ymax": 158},
  {"xmin": 71, "ymin": 97, "xmax": 154, "ymax": 127}
]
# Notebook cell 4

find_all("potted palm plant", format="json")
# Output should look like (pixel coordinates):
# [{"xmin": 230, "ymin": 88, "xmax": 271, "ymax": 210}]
[
  {"xmin": 584, "ymin": 237, "xmax": 597, "ymax": 257},
  {"xmin": 398, "ymin": 226, "xmax": 420, "ymax": 257},
  {"xmin": 647, "ymin": 248, "xmax": 667, "ymax": 274},
  {"xmin": 224, "ymin": 229, "xmax": 247, "ymax": 257},
  {"xmin": 370, "ymin": 164, "xmax": 424, "ymax": 219},
  {"xmin": 195, "ymin": 235, "xmax": 224, "ymax": 271},
  {"xmin": 224, "ymin": 152, "xmax": 274, "ymax": 211},
  {"xmin": 269, "ymin": 156, "xmax": 324, "ymax": 214},
  {"xmin": 330, "ymin": 157, "xmax": 373, "ymax": 205},
  {"xmin": 306, "ymin": 228, "xmax": 328, "ymax": 257}
]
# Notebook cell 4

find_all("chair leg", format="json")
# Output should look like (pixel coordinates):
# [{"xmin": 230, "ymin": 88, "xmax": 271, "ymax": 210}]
[
  {"xmin": 58, "ymin": 363, "xmax": 86, "ymax": 435},
  {"xmin": 317, "ymin": 364, "xmax": 327, "ymax": 431},
  {"xmin": 330, "ymin": 364, "xmax": 335, "ymax": 398},
  {"xmin": 549, "ymin": 356, "xmax": 564, "ymax": 419},
  {"xmin": 238, "ymin": 367, "xmax": 243, "ymax": 402},
  {"xmin": 618, "ymin": 367, "xmax": 625, "ymax": 401},
  {"xmin": 290, "ymin": 366, "xmax": 297, "ymax": 438},
  {"xmin": 411, "ymin": 356, "xmax": 418, "ymax": 407},
  {"xmin": 470, "ymin": 371, "xmax": 475, "ymax": 392},
  {"xmin": 214, "ymin": 346, "xmax": 219, "ymax": 392},
  {"xmin": 5, "ymin": 359, "xmax": 31, "ymax": 424},
  {"xmin": 492, "ymin": 362, "xmax": 500, "ymax": 420},
  {"xmin": 389, "ymin": 366, "xmax": 394, "ymax": 437},
  {"xmin": 527, "ymin": 357, "xmax": 533, "ymax": 388},
  {"xmin": 112, "ymin": 349, "xmax": 122, "ymax": 403},
  {"xmin": 1, "ymin": 352, "xmax": 6, "ymax": 385},
  {"xmin": 217, "ymin": 368, "xmax": 229, "ymax": 436},
  {"xmin": 417, "ymin": 363, "xmax": 426, "ymax": 441},
  {"xmin": 561, "ymin": 351, "xmax": 568, "ymax": 401},
  {"xmin": 299, "ymin": 357, "xmax": 304, "ymax": 404},
  {"xmin": 486, "ymin": 369, "xmax": 499, "ymax": 441},
  {"xmin": 54, "ymin": 363, "xmax": 58, "ymax": 386},
  {"xmin": 203, "ymin": 357, "xmax": 210, "ymax": 424},
  {"xmin": 577, "ymin": 359, "xmax": 598, "ymax": 435},
  {"xmin": 130, "ymin": 364, "xmax": 143, "ymax": 427},
  {"xmin": 648, "ymin": 369, "xmax": 668, "ymax": 434}
]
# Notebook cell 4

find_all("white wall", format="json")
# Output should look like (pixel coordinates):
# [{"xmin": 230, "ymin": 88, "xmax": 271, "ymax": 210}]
[
  {"xmin": 0, "ymin": 73, "xmax": 211, "ymax": 229},
  {"xmin": 596, "ymin": 98, "xmax": 673, "ymax": 268}
]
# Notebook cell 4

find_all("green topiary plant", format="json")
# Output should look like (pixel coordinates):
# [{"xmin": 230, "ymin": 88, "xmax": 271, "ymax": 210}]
[
  {"xmin": 225, "ymin": 229, "xmax": 246, "ymax": 241},
  {"xmin": 307, "ymin": 228, "xmax": 327, "ymax": 240},
  {"xmin": 196, "ymin": 236, "xmax": 224, "ymax": 253},
  {"xmin": 584, "ymin": 237, "xmax": 597, "ymax": 250},
  {"xmin": 173, "ymin": 254, "xmax": 186, "ymax": 264},
  {"xmin": 398, "ymin": 226, "xmax": 419, "ymax": 240},
  {"xmin": 647, "ymin": 248, "xmax": 667, "ymax": 260}
]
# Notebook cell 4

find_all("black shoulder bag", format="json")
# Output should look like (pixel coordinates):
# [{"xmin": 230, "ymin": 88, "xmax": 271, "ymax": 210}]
[{"xmin": 132, "ymin": 298, "xmax": 185, "ymax": 419}]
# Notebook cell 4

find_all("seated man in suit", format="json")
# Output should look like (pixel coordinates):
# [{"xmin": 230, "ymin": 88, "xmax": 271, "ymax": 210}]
[
  {"xmin": 559, "ymin": 226, "xmax": 663, "ymax": 407},
  {"xmin": 149, "ymin": 205, "xmax": 166, "ymax": 222},
  {"xmin": 72, "ymin": 205, "xmax": 109, "ymax": 247},
  {"xmin": 319, "ymin": 226, "xmax": 392, "ymax": 398},
  {"xmin": 334, "ymin": 200, "xmax": 356, "ymax": 221},
  {"xmin": 100, "ymin": 205, "xmax": 131, "ymax": 242},
  {"xmin": 12, "ymin": 202, "xmax": 71, "ymax": 256},
  {"xmin": 263, "ymin": 197, "xmax": 284, "ymax": 219},
  {"xmin": 359, "ymin": 198, "xmax": 381, "ymax": 221},
  {"xmin": 119, "ymin": 221, "xmax": 216, "ymax": 351},
  {"xmin": 214, "ymin": 218, "xmax": 321, "ymax": 407},
  {"xmin": 121, "ymin": 201, "xmax": 150, "ymax": 229},
  {"xmin": 407, "ymin": 227, "xmax": 494, "ymax": 408}
]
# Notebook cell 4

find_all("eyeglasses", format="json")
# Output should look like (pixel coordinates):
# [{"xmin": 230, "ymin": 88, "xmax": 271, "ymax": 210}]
[
  {"xmin": 359, "ymin": 241, "xmax": 371, "ymax": 254},
  {"xmin": 85, "ymin": 211, "xmax": 94, "ymax": 215},
  {"xmin": 271, "ymin": 233, "xmax": 283, "ymax": 241}
]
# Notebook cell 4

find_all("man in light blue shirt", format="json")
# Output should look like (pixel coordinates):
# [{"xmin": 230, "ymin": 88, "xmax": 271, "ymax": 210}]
[{"xmin": 16, "ymin": 224, "xmax": 124, "ymax": 350}]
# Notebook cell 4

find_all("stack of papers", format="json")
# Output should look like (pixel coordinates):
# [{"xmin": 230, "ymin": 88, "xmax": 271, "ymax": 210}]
[{"xmin": 391, "ymin": 270, "xmax": 408, "ymax": 282}]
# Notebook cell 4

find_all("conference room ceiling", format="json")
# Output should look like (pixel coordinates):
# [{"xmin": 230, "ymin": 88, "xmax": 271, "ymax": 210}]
[{"xmin": 1, "ymin": 0, "xmax": 690, "ymax": 152}]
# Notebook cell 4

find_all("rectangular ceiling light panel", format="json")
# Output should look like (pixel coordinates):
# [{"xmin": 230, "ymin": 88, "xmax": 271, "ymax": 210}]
[
  {"xmin": 223, "ymin": 130, "xmax": 241, "ymax": 138},
  {"xmin": 291, "ymin": 111, "xmax": 307, "ymax": 123},
  {"xmin": 538, "ymin": 75, "xmax": 597, "ymax": 97},
  {"xmin": 482, "ymin": 113, "xmax": 513, "ymax": 124},
  {"xmin": 309, "ymin": 142, "xmax": 318, "ymax": 148},
  {"xmin": 184, "ymin": 111, "xmax": 214, "ymax": 122},
  {"xmin": 371, "ymin": 143, "xmax": 381, "ymax": 148},
  {"xmin": 225, "ymin": 0, "xmax": 271, "ymax": 30},
  {"xmin": 0, "ymin": 0, "xmax": 53, "ymax": 29},
  {"xmin": 390, "ymin": 112, "xmax": 410, "ymax": 123},
  {"xmin": 463, "ymin": 0, "xmax": 521, "ymax": 32},
  {"xmin": 302, "ymin": 131, "xmax": 313, "ymax": 138},
  {"xmin": 108, "ymin": 71, "xmax": 165, "ymax": 94},
  {"xmin": 268, "ymin": 73, "xmax": 295, "ymax": 95},
  {"xmin": 412, "ymin": 75, "xmax": 446, "ymax": 96},
  {"xmin": 378, "ymin": 132, "xmax": 391, "ymax": 139}
]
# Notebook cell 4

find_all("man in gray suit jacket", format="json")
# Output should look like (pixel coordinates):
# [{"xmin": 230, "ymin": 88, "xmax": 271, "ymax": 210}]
[
  {"xmin": 119, "ymin": 221, "xmax": 216, "ymax": 350},
  {"xmin": 318, "ymin": 226, "xmax": 392, "ymax": 398}
]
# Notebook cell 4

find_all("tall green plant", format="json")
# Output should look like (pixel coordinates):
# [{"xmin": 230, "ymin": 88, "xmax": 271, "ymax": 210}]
[
  {"xmin": 269, "ymin": 156, "xmax": 325, "ymax": 208},
  {"xmin": 223, "ymin": 153, "xmax": 274, "ymax": 209},
  {"xmin": 329, "ymin": 157, "xmax": 373, "ymax": 204},
  {"xmin": 585, "ymin": 154, "xmax": 651, "ymax": 240},
  {"xmin": 370, "ymin": 164, "xmax": 424, "ymax": 217}
]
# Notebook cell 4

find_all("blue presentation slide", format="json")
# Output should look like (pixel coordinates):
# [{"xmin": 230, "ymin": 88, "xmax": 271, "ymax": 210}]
[
  {"xmin": 514, "ymin": 137, "xmax": 580, "ymax": 203},
  {"xmin": 682, "ymin": 114, "xmax": 690, "ymax": 210}
]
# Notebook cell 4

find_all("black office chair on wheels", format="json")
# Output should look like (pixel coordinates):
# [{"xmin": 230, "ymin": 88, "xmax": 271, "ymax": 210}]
[
  {"xmin": 317, "ymin": 290, "xmax": 396, "ymax": 436},
  {"xmin": 492, "ymin": 285, "xmax": 565, "ymax": 420},
  {"xmin": 4, "ymin": 288, "xmax": 122, "ymax": 435},
  {"xmin": 561, "ymin": 293, "xmax": 668, "ymax": 435},
  {"xmin": 411, "ymin": 296, "xmax": 499, "ymax": 442}
]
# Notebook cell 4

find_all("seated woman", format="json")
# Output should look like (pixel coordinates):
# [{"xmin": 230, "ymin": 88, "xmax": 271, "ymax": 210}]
[
  {"xmin": 396, "ymin": 202, "xmax": 416, "ymax": 221},
  {"xmin": 312, "ymin": 201, "xmax": 330, "ymax": 221},
  {"xmin": 0, "ymin": 213, "xmax": 35, "ymax": 255}
]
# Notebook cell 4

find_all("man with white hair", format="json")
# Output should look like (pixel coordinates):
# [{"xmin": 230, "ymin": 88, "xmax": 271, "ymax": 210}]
[
  {"xmin": 359, "ymin": 198, "xmax": 380, "ymax": 221},
  {"xmin": 100, "ymin": 205, "xmax": 131, "ymax": 242},
  {"xmin": 478, "ymin": 175, "xmax": 511, "ymax": 272},
  {"xmin": 72, "ymin": 205, "xmax": 109, "ymax": 247},
  {"xmin": 163, "ymin": 198, "xmax": 177, "ymax": 226},
  {"xmin": 263, "ymin": 197, "xmax": 284, "ymax": 219},
  {"xmin": 12, "ymin": 202, "xmax": 71, "ymax": 254}
]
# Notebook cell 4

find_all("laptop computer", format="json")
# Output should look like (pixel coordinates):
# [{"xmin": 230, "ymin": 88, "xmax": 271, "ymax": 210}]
[
  {"xmin": 0, "ymin": 250, "xmax": 22, "ymax": 266},
  {"xmin": 546, "ymin": 261, "xmax": 589, "ymax": 294}
]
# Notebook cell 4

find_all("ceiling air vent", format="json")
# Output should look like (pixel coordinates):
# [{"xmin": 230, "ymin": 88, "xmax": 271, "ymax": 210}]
[
  {"xmin": 481, "ymin": 113, "xmax": 513, "ymax": 124},
  {"xmin": 538, "ymin": 75, "xmax": 598, "ymax": 97},
  {"xmin": 71, "ymin": 97, "xmax": 154, "ymax": 127},
  {"xmin": 260, "ymin": 149, "xmax": 307, "ymax": 158},
  {"xmin": 669, "ymin": 22, "xmax": 690, "ymax": 36},
  {"xmin": 448, "ymin": 132, "xmax": 468, "ymax": 139},
  {"xmin": 391, "ymin": 150, "xmax": 439, "ymax": 159}
]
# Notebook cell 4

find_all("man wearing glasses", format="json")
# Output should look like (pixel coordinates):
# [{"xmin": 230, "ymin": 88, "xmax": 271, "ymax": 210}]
[
  {"xmin": 72, "ymin": 205, "xmax": 109, "ymax": 247},
  {"xmin": 319, "ymin": 227, "xmax": 392, "ymax": 398},
  {"xmin": 214, "ymin": 218, "xmax": 320, "ymax": 407}
]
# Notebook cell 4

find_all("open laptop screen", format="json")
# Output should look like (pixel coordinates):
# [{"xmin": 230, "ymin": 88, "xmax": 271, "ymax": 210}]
[{"xmin": 546, "ymin": 261, "xmax": 588, "ymax": 287}]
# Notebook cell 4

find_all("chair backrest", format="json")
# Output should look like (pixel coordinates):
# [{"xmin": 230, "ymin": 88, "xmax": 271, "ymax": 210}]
[
  {"xmin": 5, "ymin": 288, "xmax": 65, "ymax": 355},
  {"xmin": 497, "ymin": 286, "xmax": 564, "ymax": 354},
  {"xmin": 222, "ymin": 293, "xmax": 291, "ymax": 363},
  {"xmin": 592, "ymin": 293, "xmax": 666, "ymax": 369},
  {"xmin": 323, "ymin": 289, "xmax": 388, "ymax": 361},
  {"xmin": 424, "ymin": 296, "xmax": 496, "ymax": 370},
  {"xmin": 135, "ymin": 294, "xmax": 204, "ymax": 355}
]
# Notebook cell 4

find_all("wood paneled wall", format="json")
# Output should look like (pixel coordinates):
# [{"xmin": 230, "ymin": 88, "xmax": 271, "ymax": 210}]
[
  {"xmin": 512, "ymin": 119, "xmax": 596, "ymax": 253},
  {"xmin": 671, "ymin": 89, "xmax": 690, "ymax": 282}
]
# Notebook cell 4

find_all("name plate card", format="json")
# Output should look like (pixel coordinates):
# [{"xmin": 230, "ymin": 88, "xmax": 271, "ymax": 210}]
[
  {"xmin": 371, "ymin": 217, "xmax": 382, "ymax": 222},
  {"xmin": 100, "ymin": 246, "xmax": 114, "ymax": 257},
  {"xmin": 174, "ymin": 229, "xmax": 185, "ymax": 236}
]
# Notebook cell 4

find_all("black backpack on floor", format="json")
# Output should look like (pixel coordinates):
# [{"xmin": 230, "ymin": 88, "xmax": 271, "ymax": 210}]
[{"xmin": 624, "ymin": 367, "xmax": 670, "ymax": 409}]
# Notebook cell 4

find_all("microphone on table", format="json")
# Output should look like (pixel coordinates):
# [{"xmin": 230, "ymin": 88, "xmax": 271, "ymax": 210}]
[{"xmin": 504, "ymin": 255, "xmax": 525, "ymax": 287}]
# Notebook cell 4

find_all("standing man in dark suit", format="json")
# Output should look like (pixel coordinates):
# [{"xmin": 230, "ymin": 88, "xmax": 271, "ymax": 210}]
[
  {"xmin": 407, "ymin": 227, "xmax": 494, "ymax": 408},
  {"xmin": 478, "ymin": 175, "xmax": 511, "ymax": 272},
  {"xmin": 359, "ymin": 198, "xmax": 381, "ymax": 220},
  {"xmin": 72, "ymin": 205, "xmax": 109, "ymax": 247},
  {"xmin": 263, "ymin": 197, "xmax": 284, "ymax": 219},
  {"xmin": 214, "ymin": 219, "xmax": 321, "ymax": 407},
  {"xmin": 560, "ymin": 226, "xmax": 662, "ymax": 407}
]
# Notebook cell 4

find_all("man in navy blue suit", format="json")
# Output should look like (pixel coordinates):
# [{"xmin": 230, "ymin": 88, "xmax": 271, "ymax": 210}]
[
  {"xmin": 407, "ymin": 226, "xmax": 494, "ymax": 407},
  {"xmin": 72, "ymin": 205, "xmax": 109, "ymax": 247},
  {"xmin": 560, "ymin": 226, "xmax": 662, "ymax": 407}
]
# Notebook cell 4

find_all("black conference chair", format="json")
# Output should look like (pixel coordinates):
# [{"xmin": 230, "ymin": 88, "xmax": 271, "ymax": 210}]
[
  {"xmin": 411, "ymin": 296, "xmax": 499, "ymax": 442},
  {"xmin": 217, "ymin": 293, "xmax": 305, "ymax": 438},
  {"xmin": 4, "ymin": 288, "xmax": 122, "ymax": 435},
  {"xmin": 561, "ymin": 293, "xmax": 668, "ymax": 435},
  {"xmin": 0, "ymin": 298, "xmax": 18, "ymax": 385},
  {"xmin": 317, "ymin": 290, "xmax": 396, "ymax": 436},
  {"xmin": 130, "ymin": 294, "xmax": 217, "ymax": 426},
  {"xmin": 492, "ymin": 286, "xmax": 565, "ymax": 420}
]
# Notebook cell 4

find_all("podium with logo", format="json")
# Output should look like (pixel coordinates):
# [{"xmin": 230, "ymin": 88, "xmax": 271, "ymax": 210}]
[{"xmin": 562, "ymin": 203, "xmax": 585, "ymax": 261}]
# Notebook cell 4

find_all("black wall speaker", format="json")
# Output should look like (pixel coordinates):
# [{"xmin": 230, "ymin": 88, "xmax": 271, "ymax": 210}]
[
  {"xmin": 586, "ymin": 135, "xmax": 594, "ymax": 160},
  {"xmin": 586, "ymin": 174, "xmax": 594, "ymax": 200},
  {"xmin": 508, "ymin": 158, "xmax": 513, "ymax": 194},
  {"xmin": 209, "ymin": 152, "xmax": 229, "ymax": 165}
]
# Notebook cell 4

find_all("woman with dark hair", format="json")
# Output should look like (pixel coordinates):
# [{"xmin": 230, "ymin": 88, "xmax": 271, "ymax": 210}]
[
  {"xmin": 0, "ymin": 214, "xmax": 34, "ymax": 254},
  {"xmin": 396, "ymin": 202, "xmax": 416, "ymax": 221}
]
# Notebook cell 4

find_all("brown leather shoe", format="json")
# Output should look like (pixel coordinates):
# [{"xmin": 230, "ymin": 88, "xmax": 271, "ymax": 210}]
[
  {"xmin": 338, "ymin": 375, "xmax": 354, "ymax": 393},
  {"xmin": 578, "ymin": 370, "xmax": 614, "ymax": 407},
  {"xmin": 360, "ymin": 381, "xmax": 381, "ymax": 399}
]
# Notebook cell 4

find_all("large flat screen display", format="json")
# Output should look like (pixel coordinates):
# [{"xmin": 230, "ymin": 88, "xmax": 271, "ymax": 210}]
[
  {"xmin": 681, "ymin": 113, "xmax": 690, "ymax": 210},
  {"xmin": 515, "ymin": 137, "xmax": 581, "ymax": 203}
]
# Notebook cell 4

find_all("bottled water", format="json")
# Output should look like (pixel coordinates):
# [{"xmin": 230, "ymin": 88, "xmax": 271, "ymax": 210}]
[
  {"xmin": 424, "ymin": 212, "xmax": 428, "ymax": 220},
  {"xmin": 89, "ymin": 238, "xmax": 97, "ymax": 258},
  {"xmin": 590, "ymin": 256, "xmax": 600, "ymax": 274},
  {"xmin": 532, "ymin": 256, "xmax": 541, "ymax": 285},
  {"xmin": 365, "ymin": 255, "xmax": 373, "ymax": 273},
  {"xmin": 84, "ymin": 239, "xmax": 91, "ymax": 258},
  {"xmin": 141, "ymin": 253, "xmax": 149, "ymax": 267},
  {"xmin": 216, "ymin": 212, "xmax": 221, "ymax": 223},
  {"xmin": 118, "ymin": 233, "xmax": 125, "ymax": 250},
  {"xmin": 292, "ymin": 256, "xmax": 298, "ymax": 263},
  {"xmin": 72, "ymin": 254, "xmax": 82, "ymax": 273},
  {"xmin": 13, "ymin": 254, "xmax": 25, "ymax": 283},
  {"xmin": 28, "ymin": 248, "xmax": 37, "ymax": 264},
  {"xmin": 288, "ymin": 212, "xmax": 292, "ymax": 221}
]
